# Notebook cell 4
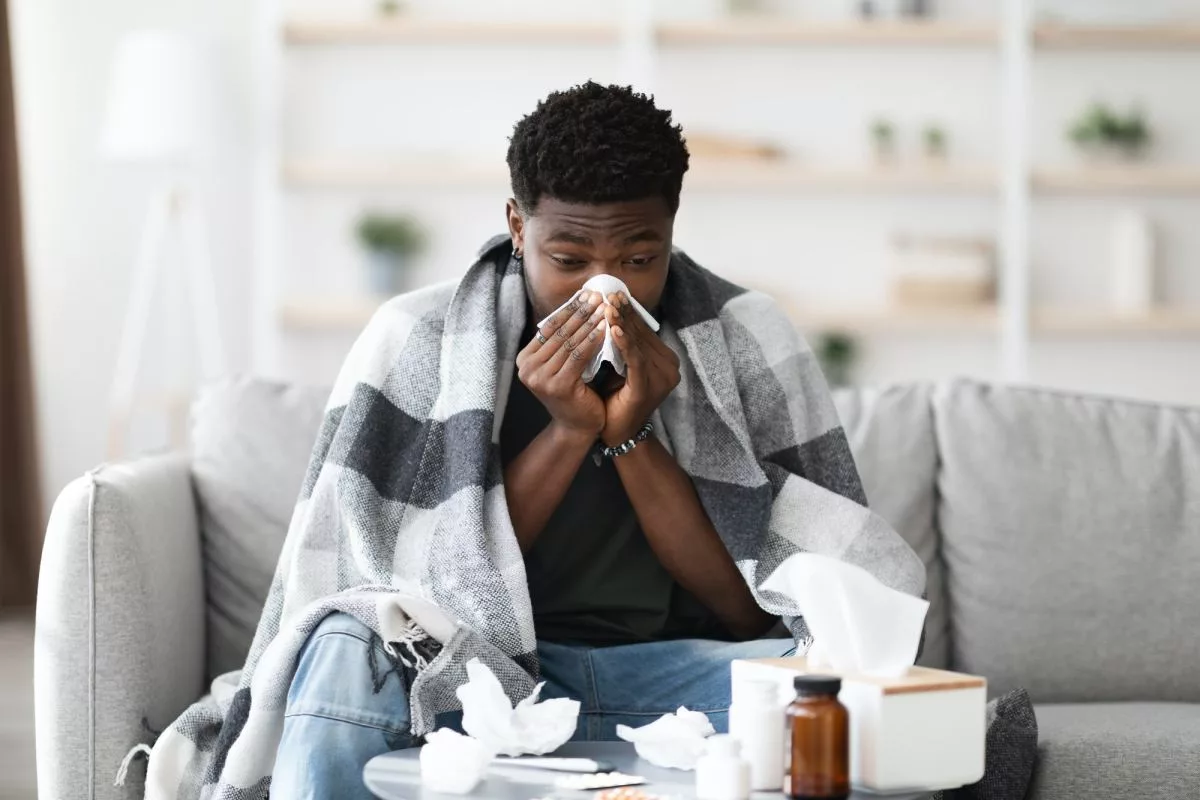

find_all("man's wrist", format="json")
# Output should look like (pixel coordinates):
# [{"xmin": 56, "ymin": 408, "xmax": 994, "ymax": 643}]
[{"xmin": 547, "ymin": 419, "xmax": 600, "ymax": 451}]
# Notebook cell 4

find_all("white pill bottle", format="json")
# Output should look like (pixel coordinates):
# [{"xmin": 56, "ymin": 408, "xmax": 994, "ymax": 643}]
[
  {"xmin": 728, "ymin": 679, "xmax": 786, "ymax": 791},
  {"xmin": 695, "ymin": 735, "xmax": 751, "ymax": 800}
]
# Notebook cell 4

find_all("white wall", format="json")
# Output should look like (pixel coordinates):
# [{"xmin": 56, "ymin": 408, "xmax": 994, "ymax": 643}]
[{"xmin": 11, "ymin": 0, "xmax": 256, "ymax": 515}]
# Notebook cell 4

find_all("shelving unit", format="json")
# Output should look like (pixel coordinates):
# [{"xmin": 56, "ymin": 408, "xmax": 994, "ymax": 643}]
[
  {"xmin": 1034, "ymin": 309, "xmax": 1200, "ymax": 335},
  {"xmin": 1032, "ymin": 166, "xmax": 1200, "ymax": 193},
  {"xmin": 254, "ymin": 4, "xmax": 1200, "ymax": 389},
  {"xmin": 656, "ymin": 19, "xmax": 996, "ymax": 46},
  {"xmin": 1033, "ymin": 23, "xmax": 1200, "ymax": 49},
  {"xmin": 284, "ymin": 19, "xmax": 621, "ymax": 45}
]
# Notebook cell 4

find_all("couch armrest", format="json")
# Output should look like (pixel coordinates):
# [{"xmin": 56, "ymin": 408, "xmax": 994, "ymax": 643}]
[{"xmin": 35, "ymin": 454, "xmax": 206, "ymax": 800}]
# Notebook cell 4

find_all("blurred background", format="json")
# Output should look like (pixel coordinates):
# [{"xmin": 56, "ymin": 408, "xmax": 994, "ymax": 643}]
[{"xmin": 2, "ymin": 0, "xmax": 1200, "ymax": 796}]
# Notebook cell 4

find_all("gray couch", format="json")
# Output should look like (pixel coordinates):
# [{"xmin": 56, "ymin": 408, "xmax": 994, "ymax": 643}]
[{"xmin": 35, "ymin": 377, "xmax": 1200, "ymax": 799}]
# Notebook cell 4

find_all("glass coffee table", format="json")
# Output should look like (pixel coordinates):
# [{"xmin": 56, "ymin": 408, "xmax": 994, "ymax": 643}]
[{"xmin": 364, "ymin": 741, "xmax": 933, "ymax": 800}]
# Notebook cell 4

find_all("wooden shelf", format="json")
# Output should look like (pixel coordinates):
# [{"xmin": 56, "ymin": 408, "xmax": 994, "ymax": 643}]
[
  {"xmin": 284, "ymin": 19, "xmax": 620, "ymax": 45},
  {"xmin": 1034, "ymin": 23, "xmax": 1200, "ymax": 49},
  {"xmin": 657, "ymin": 19, "xmax": 996, "ymax": 46},
  {"xmin": 280, "ymin": 297, "xmax": 381, "ymax": 330},
  {"xmin": 284, "ymin": 159, "xmax": 508, "ymax": 188},
  {"xmin": 783, "ymin": 304, "xmax": 999, "ymax": 334},
  {"xmin": 1034, "ymin": 309, "xmax": 1200, "ymax": 335},
  {"xmin": 1033, "ymin": 166, "xmax": 1200, "ymax": 193},
  {"xmin": 284, "ymin": 158, "xmax": 995, "ymax": 193}
]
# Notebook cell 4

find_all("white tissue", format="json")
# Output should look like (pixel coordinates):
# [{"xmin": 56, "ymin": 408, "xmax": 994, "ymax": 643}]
[
  {"xmin": 420, "ymin": 728, "xmax": 493, "ymax": 794},
  {"xmin": 537, "ymin": 274, "xmax": 660, "ymax": 382},
  {"xmin": 761, "ymin": 553, "xmax": 929, "ymax": 677},
  {"xmin": 456, "ymin": 658, "xmax": 580, "ymax": 757},
  {"xmin": 615, "ymin": 706, "xmax": 715, "ymax": 770}
]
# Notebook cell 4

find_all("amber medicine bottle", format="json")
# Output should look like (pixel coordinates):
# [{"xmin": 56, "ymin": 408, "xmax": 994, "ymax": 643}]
[{"xmin": 784, "ymin": 675, "xmax": 849, "ymax": 800}]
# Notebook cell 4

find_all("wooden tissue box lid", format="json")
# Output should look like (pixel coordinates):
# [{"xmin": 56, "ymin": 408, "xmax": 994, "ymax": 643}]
[{"xmin": 743, "ymin": 657, "xmax": 986, "ymax": 696}]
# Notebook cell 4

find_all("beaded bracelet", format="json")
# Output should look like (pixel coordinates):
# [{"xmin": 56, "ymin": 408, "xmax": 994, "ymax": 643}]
[{"xmin": 600, "ymin": 421, "xmax": 654, "ymax": 460}]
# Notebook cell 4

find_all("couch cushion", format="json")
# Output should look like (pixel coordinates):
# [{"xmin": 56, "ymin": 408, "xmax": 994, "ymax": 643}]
[
  {"xmin": 934, "ymin": 380, "xmax": 1200, "ymax": 702},
  {"xmin": 191, "ymin": 376, "xmax": 329, "ymax": 679},
  {"xmin": 1027, "ymin": 703, "xmax": 1200, "ymax": 799},
  {"xmin": 833, "ymin": 384, "xmax": 947, "ymax": 669}
]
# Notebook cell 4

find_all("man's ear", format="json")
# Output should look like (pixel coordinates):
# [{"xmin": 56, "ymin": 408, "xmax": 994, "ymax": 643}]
[{"xmin": 505, "ymin": 199, "xmax": 525, "ymax": 253}]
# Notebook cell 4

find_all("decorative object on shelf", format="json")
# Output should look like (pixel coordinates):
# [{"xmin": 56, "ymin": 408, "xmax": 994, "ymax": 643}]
[
  {"xmin": 1110, "ymin": 209, "xmax": 1157, "ymax": 313},
  {"xmin": 922, "ymin": 124, "xmax": 948, "ymax": 162},
  {"xmin": 857, "ymin": 0, "xmax": 878, "ymax": 19},
  {"xmin": 889, "ymin": 235, "xmax": 994, "ymax": 308},
  {"xmin": 355, "ymin": 212, "xmax": 427, "ymax": 296},
  {"xmin": 899, "ymin": 0, "xmax": 934, "ymax": 18},
  {"xmin": 869, "ymin": 118, "xmax": 897, "ymax": 165},
  {"xmin": 815, "ymin": 333, "xmax": 859, "ymax": 388},
  {"xmin": 685, "ymin": 132, "xmax": 785, "ymax": 161},
  {"xmin": 727, "ymin": 0, "xmax": 771, "ymax": 14},
  {"xmin": 1068, "ymin": 102, "xmax": 1151, "ymax": 162},
  {"xmin": 377, "ymin": 0, "xmax": 404, "ymax": 16}
]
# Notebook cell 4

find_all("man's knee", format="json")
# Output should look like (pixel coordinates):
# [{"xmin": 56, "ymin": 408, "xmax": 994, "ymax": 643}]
[{"xmin": 286, "ymin": 612, "xmax": 413, "ymax": 738}]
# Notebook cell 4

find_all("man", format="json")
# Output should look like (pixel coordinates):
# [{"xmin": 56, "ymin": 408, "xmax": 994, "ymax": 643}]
[{"xmin": 146, "ymin": 82, "xmax": 923, "ymax": 800}]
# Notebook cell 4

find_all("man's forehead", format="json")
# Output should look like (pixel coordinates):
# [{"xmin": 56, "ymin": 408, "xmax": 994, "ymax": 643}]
[{"xmin": 530, "ymin": 197, "xmax": 672, "ymax": 244}]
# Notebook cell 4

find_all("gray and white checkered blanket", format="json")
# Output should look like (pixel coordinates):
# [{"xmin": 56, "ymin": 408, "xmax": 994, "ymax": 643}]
[{"xmin": 141, "ymin": 236, "xmax": 925, "ymax": 798}]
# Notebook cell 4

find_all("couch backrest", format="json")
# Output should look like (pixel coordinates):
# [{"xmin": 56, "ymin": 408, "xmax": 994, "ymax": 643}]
[
  {"xmin": 933, "ymin": 379, "xmax": 1200, "ymax": 703},
  {"xmin": 832, "ymin": 384, "xmax": 948, "ymax": 669},
  {"xmin": 191, "ymin": 376, "xmax": 329, "ymax": 679}
]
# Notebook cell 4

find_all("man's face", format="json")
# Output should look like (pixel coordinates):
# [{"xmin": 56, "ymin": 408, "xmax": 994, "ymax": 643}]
[{"xmin": 506, "ymin": 196, "xmax": 674, "ymax": 322}]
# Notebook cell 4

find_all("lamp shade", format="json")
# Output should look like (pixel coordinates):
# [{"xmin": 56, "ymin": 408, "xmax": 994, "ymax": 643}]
[{"xmin": 100, "ymin": 30, "xmax": 218, "ymax": 162}]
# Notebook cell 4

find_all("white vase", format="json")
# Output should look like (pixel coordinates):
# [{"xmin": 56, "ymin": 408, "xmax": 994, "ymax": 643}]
[
  {"xmin": 365, "ymin": 250, "xmax": 413, "ymax": 297},
  {"xmin": 1110, "ymin": 210, "xmax": 1156, "ymax": 314}
]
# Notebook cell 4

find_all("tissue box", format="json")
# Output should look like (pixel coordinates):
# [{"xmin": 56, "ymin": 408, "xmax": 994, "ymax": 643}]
[{"xmin": 731, "ymin": 657, "xmax": 986, "ymax": 793}]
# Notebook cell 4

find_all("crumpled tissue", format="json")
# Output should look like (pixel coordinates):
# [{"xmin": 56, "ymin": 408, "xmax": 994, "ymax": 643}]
[
  {"xmin": 537, "ymin": 274, "xmax": 660, "ymax": 382},
  {"xmin": 456, "ymin": 658, "xmax": 580, "ymax": 757},
  {"xmin": 615, "ymin": 707, "xmax": 716, "ymax": 770},
  {"xmin": 419, "ymin": 728, "xmax": 493, "ymax": 794},
  {"xmin": 761, "ymin": 552, "xmax": 930, "ymax": 677}
]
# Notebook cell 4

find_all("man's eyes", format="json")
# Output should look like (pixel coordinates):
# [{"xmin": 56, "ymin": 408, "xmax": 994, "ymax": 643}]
[{"xmin": 550, "ymin": 254, "xmax": 659, "ymax": 268}]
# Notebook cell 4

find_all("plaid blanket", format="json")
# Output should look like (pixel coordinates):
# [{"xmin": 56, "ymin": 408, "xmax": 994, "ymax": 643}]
[{"xmin": 141, "ymin": 236, "xmax": 925, "ymax": 798}]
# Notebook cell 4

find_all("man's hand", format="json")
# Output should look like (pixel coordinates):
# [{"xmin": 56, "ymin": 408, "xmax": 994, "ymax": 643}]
[
  {"xmin": 516, "ymin": 290, "xmax": 607, "ymax": 439},
  {"xmin": 600, "ymin": 291, "xmax": 681, "ymax": 447}
]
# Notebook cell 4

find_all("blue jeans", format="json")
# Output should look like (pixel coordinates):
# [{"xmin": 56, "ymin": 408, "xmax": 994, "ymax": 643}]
[{"xmin": 272, "ymin": 613, "xmax": 793, "ymax": 798}]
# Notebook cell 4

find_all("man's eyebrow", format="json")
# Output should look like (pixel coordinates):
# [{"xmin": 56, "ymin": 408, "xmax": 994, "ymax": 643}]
[
  {"xmin": 623, "ymin": 230, "xmax": 664, "ymax": 245},
  {"xmin": 546, "ymin": 230, "xmax": 592, "ymax": 245}
]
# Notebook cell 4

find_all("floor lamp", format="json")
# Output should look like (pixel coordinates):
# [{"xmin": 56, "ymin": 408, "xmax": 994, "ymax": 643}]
[{"xmin": 100, "ymin": 30, "xmax": 227, "ymax": 459}]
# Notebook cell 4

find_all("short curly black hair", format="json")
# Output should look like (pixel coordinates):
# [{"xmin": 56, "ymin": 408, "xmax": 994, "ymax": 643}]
[{"xmin": 506, "ymin": 82, "xmax": 690, "ymax": 215}]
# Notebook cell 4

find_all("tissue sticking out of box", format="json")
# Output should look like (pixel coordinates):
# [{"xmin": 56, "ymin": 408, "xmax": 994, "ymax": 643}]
[
  {"xmin": 420, "ymin": 728, "xmax": 493, "ymax": 794},
  {"xmin": 457, "ymin": 658, "xmax": 580, "ymax": 757},
  {"xmin": 761, "ymin": 553, "xmax": 929, "ymax": 677},
  {"xmin": 615, "ymin": 707, "xmax": 716, "ymax": 770}
]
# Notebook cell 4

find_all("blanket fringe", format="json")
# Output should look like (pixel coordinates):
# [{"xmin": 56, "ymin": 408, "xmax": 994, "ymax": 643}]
[
  {"xmin": 114, "ymin": 743, "xmax": 153, "ymax": 786},
  {"xmin": 383, "ymin": 619, "xmax": 431, "ymax": 670}
]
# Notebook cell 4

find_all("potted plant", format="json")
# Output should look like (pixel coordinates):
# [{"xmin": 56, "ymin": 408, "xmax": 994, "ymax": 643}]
[
  {"xmin": 923, "ymin": 124, "xmax": 948, "ymax": 162},
  {"xmin": 870, "ymin": 118, "xmax": 897, "ymax": 165},
  {"xmin": 378, "ymin": 0, "xmax": 403, "ymax": 16},
  {"xmin": 355, "ymin": 212, "xmax": 427, "ymax": 296},
  {"xmin": 1068, "ymin": 102, "xmax": 1151, "ymax": 162},
  {"xmin": 815, "ymin": 332, "xmax": 859, "ymax": 388}
]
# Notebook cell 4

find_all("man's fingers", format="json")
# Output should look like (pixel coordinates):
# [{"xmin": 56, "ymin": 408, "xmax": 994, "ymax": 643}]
[
  {"xmin": 533, "ymin": 291, "xmax": 599, "ymax": 362},
  {"xmin": 545, "ymin": 302, "xmax": 606, "ymax": 374}
]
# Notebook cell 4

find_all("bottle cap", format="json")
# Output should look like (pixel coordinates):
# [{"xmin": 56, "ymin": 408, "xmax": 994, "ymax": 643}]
[
  {"xmin": 793, "ymin": 675, "xmax": 842, "ymax": 696},
  {"xmin": 705, "ymin": 734, "xmax": 742, "ymax": 758}
]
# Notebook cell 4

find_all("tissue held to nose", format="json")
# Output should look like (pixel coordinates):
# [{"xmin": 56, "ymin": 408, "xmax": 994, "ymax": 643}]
[
  {"xmin": 537, "ymin": 274, "xmax": 661, "ymax": 382},
  {"xmin": 457, "ymin": 658, "xmax": 580, "ymax": 757},
  {"xmin": 761, "ymin": 553, "xmax": 929, "ymax": 676},
  {"xmin": 615, "ymin": 707, "xmax": 715, "ymax": 770}
]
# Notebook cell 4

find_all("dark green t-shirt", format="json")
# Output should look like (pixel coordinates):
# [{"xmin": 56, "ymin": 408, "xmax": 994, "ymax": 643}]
[{"xmin": 499, "ymin": 324, "xmax": 731, "ymax": 647}]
